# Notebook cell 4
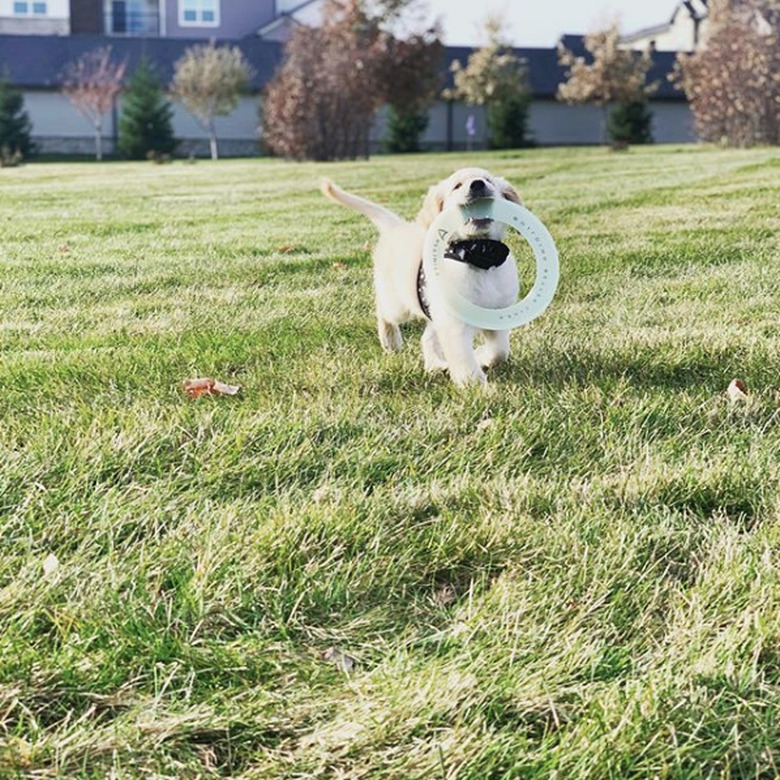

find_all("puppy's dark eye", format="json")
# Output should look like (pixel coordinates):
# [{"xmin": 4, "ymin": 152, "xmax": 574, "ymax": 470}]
[{"xmin": 453, "ymin": 183, "xmax": 463, "ymax": 190}]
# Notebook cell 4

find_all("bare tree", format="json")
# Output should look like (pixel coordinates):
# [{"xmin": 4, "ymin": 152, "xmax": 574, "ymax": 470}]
[
  {"xmin": 172, "ymin": 44, "xmax": 253, "ymax": 160},
  {"xmin": 674, "ymin": 0, "xmax": 780, "ymax": 146},
  {"xmin": 263, "ymin": 0, "xmax": 407, "ymax": 161},
  {"xmin": 62, "ymin": 47, "xmax": 126, "ymax": 161},
  {"xmin": 557, "ymin": 24, "xmax": 656, "ymax": 143},
  {"xmin": 378, "ymin": 25, "xmax": 443, "ymax": 152}
]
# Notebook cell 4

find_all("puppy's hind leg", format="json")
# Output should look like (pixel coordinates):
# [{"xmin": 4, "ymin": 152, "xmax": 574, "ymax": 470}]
[
  {"xmin": 373, "ymin": 260, "xmax": 402, "ymax": 352},
  {"xmin": 378, "ymin": 317, "xmax": 403, "ymax": 352}
]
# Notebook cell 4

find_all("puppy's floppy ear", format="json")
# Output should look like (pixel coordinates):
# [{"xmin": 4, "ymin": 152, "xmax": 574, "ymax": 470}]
[
  {"xmin": 416, "ymin": 184, "xmax": 445, "ymax": 229},
  {"xmin": 497, "ymin": 178, "xmax": 523, "ymax": 205}
]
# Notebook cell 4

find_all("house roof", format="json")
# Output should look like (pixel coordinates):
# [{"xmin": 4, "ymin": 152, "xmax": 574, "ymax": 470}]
[
  {"xmin": 621, "ymin": 22, "xmax": 675, "ymax": 43},
  {"xmin": 445, "ymin": 40, "xmax": 683, "ymax": 101},
  {"xmin": 257, "ymin": 0, "xmax": 321, "ymax": 38},
  {"xmin": 622, "ymin": 0, "xmax": 709, "ymax": 43},
  {"xmin": 0, "ymin": 33, "xmax": 684, "ymax": 101},
  {"xmin": 0, "ymin": 34, "xmax": 284, "ymax": 90}
]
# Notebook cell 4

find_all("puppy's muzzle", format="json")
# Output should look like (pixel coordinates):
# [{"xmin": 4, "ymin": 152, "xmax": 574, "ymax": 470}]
[{"xmin": 465, "ymin": 181, "xmax": 495, "ymax": 230}]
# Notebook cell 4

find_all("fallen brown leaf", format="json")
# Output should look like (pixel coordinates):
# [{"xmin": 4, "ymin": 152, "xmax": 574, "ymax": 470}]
[
  {"xmin": 332, "ymin": 261, "xmax": 347, "ymax": 270},
  {"xmin": 322, "ymin": 647, "xmax": 357, "ymax": 673},
  {"xmin": 42, "ymin": 553, "xmax": 60, "ymax": 578},
  {"xmin": 276, "ymin": 244, "xmax": 296, "ymax": 254},
  {"xmin": 182, "ymin": 378, "xmax": 241, "ymax": 398},
  {"xmin": 434, "ymin": 584, "xmax": 458, "ymax": 608},
  {"xmin": 727, "ymin": 378, "xmax": 748, "ymax": 404}
]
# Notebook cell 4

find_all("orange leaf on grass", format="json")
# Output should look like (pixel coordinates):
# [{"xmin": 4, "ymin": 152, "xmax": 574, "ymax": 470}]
[
  {"xmin": 182, "ymin": 378, "xmax": 241, "ymax": 398},
  {"xmin": 727, "ymin": 379, "xmax": 748, "ymax": 403}
]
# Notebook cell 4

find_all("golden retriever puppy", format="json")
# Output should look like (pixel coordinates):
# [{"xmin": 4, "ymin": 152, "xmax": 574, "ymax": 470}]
[{"xmin": 321, "ymin": 168, "xmax": 521, "ymax": 387}]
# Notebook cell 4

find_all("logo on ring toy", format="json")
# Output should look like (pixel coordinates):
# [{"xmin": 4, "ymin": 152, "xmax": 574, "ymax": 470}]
[{"xmin": 423, "ymin": 199, "xmax": 560, "ymax": 331}]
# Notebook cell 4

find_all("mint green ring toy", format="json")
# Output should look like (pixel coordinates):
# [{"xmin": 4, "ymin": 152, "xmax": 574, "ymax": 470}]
[{"xmin": 423, "ymin": 199, "xmax": 560, "ymax": 331}]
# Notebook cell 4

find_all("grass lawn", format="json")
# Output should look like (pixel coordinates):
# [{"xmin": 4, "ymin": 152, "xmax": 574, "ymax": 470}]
[{"xmin": 1, "ymin": 145, "xmax": 780, "ymax": 779}]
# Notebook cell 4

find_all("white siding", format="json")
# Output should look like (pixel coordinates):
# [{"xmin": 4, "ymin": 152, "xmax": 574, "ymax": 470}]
[
  {"xmin": 24, "ymin": 91, "xmax": 112, "ymax": 137},
  {"xmin": 169, "ymin": 96, "xmax": 258, "ymax": 140},
  {"xmin": 529, "ymin": 102, "xmax": 606, "ymax": 145},
  {"xmin": 651, "ymin": 101, "xmax": 697, "ymax": 144},
  {"xmin": 22, "ymin": 89, "xmax": 695, "ymax": 156}
]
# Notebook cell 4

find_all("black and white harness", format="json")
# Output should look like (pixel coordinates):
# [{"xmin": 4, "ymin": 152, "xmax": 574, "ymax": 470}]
[{"xmin": 416, "ymin": 239, "xmax": 510, "ymax": 320}]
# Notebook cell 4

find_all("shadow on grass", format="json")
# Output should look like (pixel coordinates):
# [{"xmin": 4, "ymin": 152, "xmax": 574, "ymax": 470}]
[{"xmin": 494, "ymin": 343, "xmax": 750, "ymax": 394}]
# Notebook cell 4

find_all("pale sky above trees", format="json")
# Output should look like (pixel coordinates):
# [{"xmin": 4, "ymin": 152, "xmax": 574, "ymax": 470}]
[{"xmin": 420, "ymin": 0, "xmax": 680, "ymax": 47}]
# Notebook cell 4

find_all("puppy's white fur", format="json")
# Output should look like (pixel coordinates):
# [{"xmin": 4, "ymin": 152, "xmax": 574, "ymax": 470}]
[{"xmin": 321, "ymin": 168, "xmax": 521, "ymax": 386}]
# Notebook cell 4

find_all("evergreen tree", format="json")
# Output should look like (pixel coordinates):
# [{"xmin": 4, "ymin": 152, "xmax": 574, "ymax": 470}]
[
  {"xmin": 608, "ymin": 101, "xmax": 654, "ymax": 145},
  {"xmin": 384, "ymin": 107, "xmax": 429, "ymax": 153},
  {"xmin": 0, "ymin": 75, "xmax": 34, "ymax": 159},
  {"xmin": 118, "ymin": 59, "xmax": 176, "ymax": 160},
  {"xmin": 487, "ymin": 92, "xmax": 532, "ymax": 149}
]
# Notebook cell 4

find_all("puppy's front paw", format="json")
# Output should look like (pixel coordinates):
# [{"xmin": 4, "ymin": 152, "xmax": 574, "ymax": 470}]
[
  {"xmin": 424, "ymin": 354, "xmax": 448, "ymax": 373},
  {"xmin": 451, "ymin": 368, "xmax": 487, "ymax": 388},
  {"xmin": 378, "ymin": 321, "xmax": 402, "ymax": 352},
  {"xmin": 475, "ymin": 342, "xmax": 510, "ymax": 369}
]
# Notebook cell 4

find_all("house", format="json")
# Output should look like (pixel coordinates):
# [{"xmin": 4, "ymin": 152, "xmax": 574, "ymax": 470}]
[
  {"xmin": 0, "ymin": 0, "xmax": 320, "ymax": 37},
  {"xmin": 0, "ymin": 1, "xmax": 697, "ymax": 156},
  {"xmin": 0, "ymin": 0, "xmax": 70, "ymax": 35},
  {"xmin": 257, "ymin": 0, "xmax": 324, "ymax": 41},
  {"xmin": 621, "ymin": 0, "xmax": 710, "ymax": 52},
  {"xmin": 415, "ymin": 40, "xmax": 693, "ymax": 150}
]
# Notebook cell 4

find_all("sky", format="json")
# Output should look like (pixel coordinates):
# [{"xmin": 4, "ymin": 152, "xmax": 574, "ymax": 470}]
[{"xmin": 418, "ymin": 0, "xmax": 680, "ymax": 47}]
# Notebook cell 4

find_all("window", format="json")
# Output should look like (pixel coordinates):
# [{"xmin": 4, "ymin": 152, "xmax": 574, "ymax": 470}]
[
  {"xmin": 106, "ymin": 1, "xmax": 159, "ymax": 35},
  {"xmin": 12, "ymin": 0, "xmax": 48, "ymax": 14},
  {"xmin": 179, "ymin": 0, "xmax": 218, "ymax": 26}
]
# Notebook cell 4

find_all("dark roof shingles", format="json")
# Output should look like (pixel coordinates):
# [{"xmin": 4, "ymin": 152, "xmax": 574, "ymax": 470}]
[
  {"xmin": 0, "ymin": 33, "xmax": 683, "ymax": 100},
  {"xmin": 0, "ymin": 34, "xmax": 283, "ymax": 89}
]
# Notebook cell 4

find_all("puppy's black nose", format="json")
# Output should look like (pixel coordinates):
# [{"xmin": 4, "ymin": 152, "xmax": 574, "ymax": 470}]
[{"xmin": 469, "ymin": 179, "xmax": 487, "ymax": 193}]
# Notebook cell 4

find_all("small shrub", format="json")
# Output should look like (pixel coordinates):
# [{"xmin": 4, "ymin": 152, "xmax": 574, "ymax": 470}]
[
  {"xmin": 384, "ymin": 108, "xmax": 429, "ymax": 153},
  {"xmin": 0, "ymin": 144, "xmax": 23, "ymax": 167},
  {"xmin": 608, "ymin": 101, "xmax": 654, "ymax": 145},
  {"xmin": 0, "ymin": 75, "xmax": 34, "ymax": 159},
  {"xmin": 487, "ymin": 91, "xmax": 532, "ymax": 149}
]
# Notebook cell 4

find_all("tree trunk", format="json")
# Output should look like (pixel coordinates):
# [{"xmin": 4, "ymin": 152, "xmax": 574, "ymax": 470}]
[
  {"xmin": 601, "ymin": 104, "xmax": 609, "ymax": 145},
  {"xmin": 208, "ymin": 119, "xmax": 218, "ymax": 160},
  {"xmin": 95, "ymin": 119, "xmax": 103, "ymax": 161}
]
